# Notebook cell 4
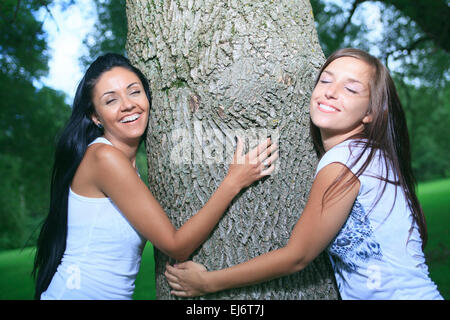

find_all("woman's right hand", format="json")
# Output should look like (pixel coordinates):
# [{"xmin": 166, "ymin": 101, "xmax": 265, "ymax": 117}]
[
  {"xmin": 226, "ymin": 136, "xmax": 279, "ymax": 191},
  {"xmin": 165, "ymin": 261, "xmax": 210, "ymax": 297}
]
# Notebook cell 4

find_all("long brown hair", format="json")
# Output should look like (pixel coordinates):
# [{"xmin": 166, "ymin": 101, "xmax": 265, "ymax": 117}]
[{"xmin": 310, "ymin": 48, "xmax": 427, "ymax": 249}]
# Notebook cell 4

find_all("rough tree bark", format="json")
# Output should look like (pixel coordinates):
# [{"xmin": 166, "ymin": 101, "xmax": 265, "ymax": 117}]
[{"xmin": 126, "ymin": 0, "xmax": 339, "ymax": 299}]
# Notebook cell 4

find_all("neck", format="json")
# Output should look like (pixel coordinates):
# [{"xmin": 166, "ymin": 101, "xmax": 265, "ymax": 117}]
[
  {"xmin": 321, "ymin": 124, "xmax": 365, "ymax": 152},
  {"xmin": 102, "ymin": 134, "xmax": 139, "ymax": 168}
]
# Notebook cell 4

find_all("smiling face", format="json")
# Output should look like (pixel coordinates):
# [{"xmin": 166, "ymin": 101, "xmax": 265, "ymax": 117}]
[
  {"xmin": 310, "ymin": 56, "xmax": 374, "ymax": 147},
  {"xmin": 91, "ymin": 67, "xmax": 149, "ymax": 145}
]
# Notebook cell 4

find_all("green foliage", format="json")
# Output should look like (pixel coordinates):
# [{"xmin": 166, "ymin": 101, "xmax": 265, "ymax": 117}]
[
  {"xmin": 310, "ymin": 0, "xmax": 449, "ymax": 181},
  {"xmin": 0, "ymin": 154, "xmax": 24, "ymax": 248},
  {"xmin": 0, "ymin": 0, "xmax": 49, "ymax": 79},
  {"xmin": 380, "ymin": 0, "xmax": 450, "ymax": 53},
  {"xmin": 0, "ymin": 78, "xmax": 70, "ymax": 249},
  {"xmin": 396, "ymin": 80, "xmax": 450, "ymax": 181},
  {"xmin": 80, "ymin": 0, "xmax": 127, "ymax": 67},
  {"xmin": 310, "ymin": 0, "xmax": 366, "ymax": 57},
  {"xmin": 0, "ymin": 0, "xmax": 71, "ymax": 250},
  {"xmin": 373, "ymin": 2, "xmax": 449, "ymax": 89}
]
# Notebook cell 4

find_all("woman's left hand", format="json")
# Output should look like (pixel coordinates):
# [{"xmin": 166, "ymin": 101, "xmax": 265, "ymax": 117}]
[{"xmin": 165, "ymin": 261, "xmax": 209, "ymax": 297}]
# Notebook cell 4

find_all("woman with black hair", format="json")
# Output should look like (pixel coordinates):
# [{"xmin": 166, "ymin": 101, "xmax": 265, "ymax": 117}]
[{"xmin": 32, "ymin": 53, "xmax": 278, "ymax": 300}]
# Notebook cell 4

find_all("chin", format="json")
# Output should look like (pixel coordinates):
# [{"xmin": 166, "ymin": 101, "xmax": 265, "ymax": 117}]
[
  {"xmin": 127, "ymin": 125, "xmax": 147, "ymax": 138},
  {"xmin": 130, "ymin": 131, "xmax": 146, "ymax": 141},
  {"xmin": 310, "ymin": 116, "xmax": 331, "ymax": 131},
  {"xmin": 116, "ymin": 131, "xmax": 146, "ymax": 144}
]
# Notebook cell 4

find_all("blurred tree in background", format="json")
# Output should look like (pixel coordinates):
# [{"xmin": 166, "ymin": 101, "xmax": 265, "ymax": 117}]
[
  {"xmin": 310, "ymin": 0, "xmax": 449, "ymax": 181},
  {"xmin": 82, "ymin": 0, "xmax": 449, "ymax": 181},
  {"xmin": 79, "ymin": 0, "xmax": 127, "ymax": 66},
  {"xmin": 0, "ymin": 0, "xmax": 448, "ymax": 250},
  {"xmin": 0, "ymin": 0, "xmax": 71, "ymax": 249}
]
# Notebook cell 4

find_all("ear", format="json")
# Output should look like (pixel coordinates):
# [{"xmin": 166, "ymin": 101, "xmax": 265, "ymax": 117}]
[
  {"xmin": 91, "ymin": 112, "xmax": 101, "ymax": 127},
  {"xmin": 362, "ymin": 113, "xmax": 373, "ymax": 124}
]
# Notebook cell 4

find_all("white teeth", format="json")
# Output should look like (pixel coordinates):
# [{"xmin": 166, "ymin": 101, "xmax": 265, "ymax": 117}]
[
  {"xmin": 120, "ymin": 114, "xmax": 140, "ymax": 123},
  {"xmin": 319, "ymin": 103, "xmax": 337, "ymax": 112}
]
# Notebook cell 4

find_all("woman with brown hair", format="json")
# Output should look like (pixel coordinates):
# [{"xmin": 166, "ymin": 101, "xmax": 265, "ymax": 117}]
[{"xmin": 165, "ymin": 48, "xmax": 443, "ymax": 300}]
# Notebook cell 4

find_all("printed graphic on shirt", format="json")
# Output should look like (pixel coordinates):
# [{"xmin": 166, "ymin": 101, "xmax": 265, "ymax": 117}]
[{"xmin": 328, "ymin": 200, "xmax": 383, "ymax": 274}]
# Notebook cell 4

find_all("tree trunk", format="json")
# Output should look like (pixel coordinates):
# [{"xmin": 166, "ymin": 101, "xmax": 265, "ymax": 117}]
[{"xmin": 126, "ymin": 0, "xmax": 339, "ymax": 299}]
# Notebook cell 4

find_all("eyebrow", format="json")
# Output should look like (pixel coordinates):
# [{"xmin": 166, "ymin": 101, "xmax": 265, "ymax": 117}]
[
  {"xmin": 101, "ymin": 82, "xmax": 140, "ymax": 97},
  {"xmin": 322, "ymin": 70, "xmax": 364, "ymax": 85}
]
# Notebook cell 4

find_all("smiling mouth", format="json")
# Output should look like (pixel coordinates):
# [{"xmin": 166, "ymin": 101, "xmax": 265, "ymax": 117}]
[
  {"xmin": 318, "ymin": 103, "xmax": 340, "ymax": 113},
  {"xmin": 120, "ymin": 113, "xmax": 141, "ymax": 123}
]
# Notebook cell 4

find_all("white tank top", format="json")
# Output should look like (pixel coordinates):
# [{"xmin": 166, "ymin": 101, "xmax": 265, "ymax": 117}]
[
  {"xmin": 41, "ymin": 137, "xmax": 146, "ymax": 300},
  {"xmin": 316, "ymin": 139, "xmax": 443, "ymax": 300}
]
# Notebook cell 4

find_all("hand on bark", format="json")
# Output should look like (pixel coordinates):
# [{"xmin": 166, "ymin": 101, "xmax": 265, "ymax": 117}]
[
  {"xmin": 226, "ymin": 136, "xmax": 279, "ymax": 191},
  {"xmin": 165, "ymin": 261, "xmax": 209, "ymax": 297}
]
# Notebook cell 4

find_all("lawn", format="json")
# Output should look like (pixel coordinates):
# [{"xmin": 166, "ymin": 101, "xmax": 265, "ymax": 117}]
[
  {"xmin": 417, "ymin": 178, "xmax": 450, "ymax": 299},
  {"xmin": 1, "ymin": 178, "xmax": 448, "ymax": 300},
  {"xmin": 0, "ymin": 242, "xmax": 156, "ymax": 300}
]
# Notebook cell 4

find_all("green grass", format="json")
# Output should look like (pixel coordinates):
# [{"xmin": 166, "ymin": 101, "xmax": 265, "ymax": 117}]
[
  {"xmin": 417, "ymin": 178, "xmax": 450, "ymax": 299},
  {"xmin": 133, "ymin": 242, "xmax": 156, "ymax": 300},
  {"xmin": 0, "ymin": 247, "xmax": 36, "ymax": 299},
  {"xmin": 0, "ymin": 242, "xmax": 156, "ymax": 300},
  {"xmin": 0, "ymin": 178, "xmax": 448, "ymax": 300}
]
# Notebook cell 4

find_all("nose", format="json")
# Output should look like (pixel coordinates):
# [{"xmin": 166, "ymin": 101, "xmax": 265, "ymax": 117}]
[
  {"xmin": 121, "ymin": 95, "xmax": 135, "ymax": 112},
  {"xmin": 325, "ymin": 83, "xmax": 338, "ymax": 100}
]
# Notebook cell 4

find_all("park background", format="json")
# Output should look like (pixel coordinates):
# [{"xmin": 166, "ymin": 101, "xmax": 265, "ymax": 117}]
[{"xmin": 0, "ymin": 0, "xmax": 448, "ymax": 299}]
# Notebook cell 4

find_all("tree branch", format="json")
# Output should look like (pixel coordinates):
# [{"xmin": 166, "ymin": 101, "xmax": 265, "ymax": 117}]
[
  {"xmin": 12, "ymin": 0, "xmax": 21, "ymax": 23},
  {"xmin": 368, "ymin": 0, "xmax": 450, "ymax": 52},
  {"xmin": 38, "ymin": 0, "xmax": 60, "ymax": 32}
]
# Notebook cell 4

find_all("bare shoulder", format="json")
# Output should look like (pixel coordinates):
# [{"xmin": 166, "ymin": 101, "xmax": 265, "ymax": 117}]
[
  {"xmin": 71, "ymin": 144, "xmax": 130, "ymax": 197},
  {"xmin": 86, "ymin": 143, "xmax": 130, "ymax": 170},
  {"xmin": 80, "ymin": 143, "xmax": 140, "ymax": 195},
  {"xmin": 310, "ymin": 162, "xmax": 360, "ymax": 206}
]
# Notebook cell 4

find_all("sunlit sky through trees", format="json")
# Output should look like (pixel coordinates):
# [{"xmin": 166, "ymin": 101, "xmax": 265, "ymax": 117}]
[{"xmin": 37, "ymin": 0, "xmax": 386, "ymax": 103}]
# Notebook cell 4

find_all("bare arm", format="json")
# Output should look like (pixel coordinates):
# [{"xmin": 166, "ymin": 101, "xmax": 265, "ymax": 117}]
[
  {"xmin": 165, "ymin": 162, "xmax": 359, "ymax": 296},
  {"xmin": 93, "ymin": 137, "xmax": 278, "ymax": 261}
]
